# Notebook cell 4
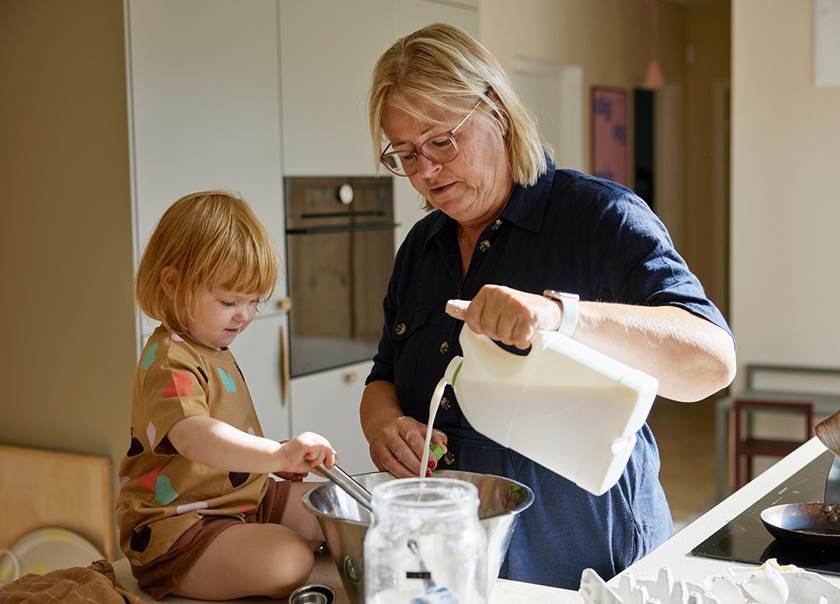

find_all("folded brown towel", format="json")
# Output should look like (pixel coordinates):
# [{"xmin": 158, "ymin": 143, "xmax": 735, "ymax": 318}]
[{"xmin": 0, "ymin": 559, "xmax": 145, "ymax": 604}]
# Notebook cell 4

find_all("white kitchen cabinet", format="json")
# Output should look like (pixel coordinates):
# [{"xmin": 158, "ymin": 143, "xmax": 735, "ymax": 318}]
[
  {"xmin": 290, "ymin": 360, "xmax": 377, "ymax": 475},
  {"xmin": 392, "ymin": 0, "xmax": 479, "ymax": 39},
  {"xmin": 126, "ymin": 0, "xmax": 287, "ymax": 311},
  {"xmin": 230, "ymin": 315, "xmax": 291, "ymax": 442},
  {"xmin": 278, "ymin": 0, "xmax": 478, "ymax": 179},
  {"xmin": 125, "ymin": 0, "xmax": 290, "ymax": 439},
  {"xmin": 278, "ymin": 0, "xmax": 391, "ymax": 176}
]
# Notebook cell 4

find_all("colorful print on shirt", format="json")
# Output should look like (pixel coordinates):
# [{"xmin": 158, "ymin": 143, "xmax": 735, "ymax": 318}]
[{"xmin": 114, "ymin": 326, "xmax": 267, "ymax": 564}]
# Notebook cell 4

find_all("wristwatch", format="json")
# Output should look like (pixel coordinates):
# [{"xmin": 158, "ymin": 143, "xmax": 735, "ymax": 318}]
[{"xmin": 542, "ymin": 290, "xmax": 580, "ymax": 338}]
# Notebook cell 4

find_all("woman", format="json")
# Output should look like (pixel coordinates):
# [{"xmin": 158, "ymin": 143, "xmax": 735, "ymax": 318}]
[{"xmin": 360, "ymin": 23, "xmax": 735, "ymax": 589}]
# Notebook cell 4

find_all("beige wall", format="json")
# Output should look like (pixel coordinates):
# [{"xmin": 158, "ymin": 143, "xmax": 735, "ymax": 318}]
[
  {"xmin": 480, "ymin": 0, "xmax": 729, "ymax": 313},
  {"xmin": 480, "ymin": 0, "xmax": 688, "ymax": 88},
  {"xmin": 481, "ymin": 0, "xmax": 686, "ymax": 176},
  {"xmin": 0, "ymin": 2, "xmax": 136, "ymax": 469},
  {"xmin": 731, "ymin": 0, "xmax": 840, "ymax": 378},
  {"xmin": 683, "ymin": 1, "xmax": 731, "ymax": 315}
]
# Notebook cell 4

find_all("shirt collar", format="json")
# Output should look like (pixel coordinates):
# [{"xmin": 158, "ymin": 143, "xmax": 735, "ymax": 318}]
[
  {"xmin": 500, "ymin": 154, "xmax": 555, "ymax": 233},
  {"xmin": 423, "ymin": 155, "xmax": 556, "ymax": 245},
  {"xmin": 424, "ymin": 208, "xmax": 450, "ymax": 245}
]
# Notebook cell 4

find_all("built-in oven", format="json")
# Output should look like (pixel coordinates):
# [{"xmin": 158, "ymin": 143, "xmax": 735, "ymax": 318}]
[{"xmin": 284, "ymin": 176, "xmax": 396, "ymax": 377}]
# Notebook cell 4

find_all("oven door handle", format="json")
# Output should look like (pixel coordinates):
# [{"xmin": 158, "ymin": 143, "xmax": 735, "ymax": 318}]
[
  {"xmin": 285, "ymin": 222, "xmax": 399, "ymax": 235},
  {"xmin": 279, "ymin": 323, "xmax": 290, "ymax": 408}
]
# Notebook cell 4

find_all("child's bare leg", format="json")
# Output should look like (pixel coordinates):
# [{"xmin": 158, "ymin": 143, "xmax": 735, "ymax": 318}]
[
  {"xmin": 282, "ymin": 481, "xmax": 326, "ymax": 548},
  {"xmin": 172, "ymin": 523, "xmax": 314, "ymax": 600}
]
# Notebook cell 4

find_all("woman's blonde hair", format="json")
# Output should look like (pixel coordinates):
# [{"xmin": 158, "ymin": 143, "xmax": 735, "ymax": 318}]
[
  {"xmin": 369, "ymin": 23, "xmax": 547, "ymax": 190},
  {"xmin": 136, "ymin": 191, "xmax": 278, "ymax": 334}
]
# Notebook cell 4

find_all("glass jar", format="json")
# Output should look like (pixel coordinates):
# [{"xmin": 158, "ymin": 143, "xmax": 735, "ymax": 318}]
[{"xmin": 364, "ymin": 478, "xmax": 487, "ymax": 604}]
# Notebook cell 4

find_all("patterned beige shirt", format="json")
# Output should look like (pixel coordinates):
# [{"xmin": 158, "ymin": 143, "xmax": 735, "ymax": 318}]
[{"xmin": 115, "ymin": 326, "xmax": 267, "ymax": 566}]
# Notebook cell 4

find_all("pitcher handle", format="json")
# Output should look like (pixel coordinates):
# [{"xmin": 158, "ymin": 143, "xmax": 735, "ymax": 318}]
[
  {"xmin": 445, "ymin": 299, "xmax": 469, "ymax": 317},
  {"xmin": 446, "ymin": 299, "xmax": 550, "ymax": 353}
]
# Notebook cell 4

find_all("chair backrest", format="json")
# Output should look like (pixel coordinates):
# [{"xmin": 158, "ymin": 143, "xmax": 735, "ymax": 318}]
[
  {"xmin": 732, "ymin": 399, "xmax": 815, "ymax": 490},
  {"xmin": 0, "ymin": 444, "xmax": 115, "ymax": 560},
  {"xmin": 745, "ymin": 364, "xmax": 840, "ymax": 394},
  {"xmin": 733, "ymin": 398, "xmax": 815, "ymax": 441}
]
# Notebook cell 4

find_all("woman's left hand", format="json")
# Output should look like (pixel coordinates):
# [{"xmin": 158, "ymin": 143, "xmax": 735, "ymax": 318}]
[{"xmin": 452, "ymin": 285, "xmax": 561, "ymax": 349}]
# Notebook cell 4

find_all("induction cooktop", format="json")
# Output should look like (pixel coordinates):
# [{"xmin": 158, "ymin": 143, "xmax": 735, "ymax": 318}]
[{"xmin": 691, "ymin": 450, "xmax": 840, "ymax": 575}]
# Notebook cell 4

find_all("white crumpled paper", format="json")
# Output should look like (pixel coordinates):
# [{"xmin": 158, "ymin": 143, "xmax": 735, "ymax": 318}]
[{"xmin": 578, "ymin": 559, "xmax": 840, "ymax": 604}]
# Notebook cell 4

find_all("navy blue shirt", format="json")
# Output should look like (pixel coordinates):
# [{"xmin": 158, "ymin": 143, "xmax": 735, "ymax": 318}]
[{"xmin": 367, "ymin": 162, "xmax": 731, "ymax": 589}]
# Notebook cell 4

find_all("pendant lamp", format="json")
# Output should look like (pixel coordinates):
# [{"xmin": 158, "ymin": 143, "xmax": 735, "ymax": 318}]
[{"xmin": 644, "ymin": 0, "xmax": 665, "ymax": 89}]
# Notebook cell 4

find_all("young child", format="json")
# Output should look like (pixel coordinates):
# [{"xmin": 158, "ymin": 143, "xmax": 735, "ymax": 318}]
[{"xmin": 116, "ymin": 191, "xmax": 336, "ymax": 600}]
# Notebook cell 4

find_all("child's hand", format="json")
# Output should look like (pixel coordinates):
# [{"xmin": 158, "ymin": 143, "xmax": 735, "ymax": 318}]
[{"xmin": 277, "ymin": 432, "xmax": 337, "ymax": 474}]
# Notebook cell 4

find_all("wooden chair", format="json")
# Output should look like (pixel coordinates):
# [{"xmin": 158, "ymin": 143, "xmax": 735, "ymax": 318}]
[
  {"xmin": 716, "ymin": 364, "xmax": 840, "ymax": 500},
  {"xmin": 733, "ymin": 399, "xmax": 814, "ymax": 489},
  {"xmin": 0, "ymin": 444, "xmax": 115, "ymax": 560}
]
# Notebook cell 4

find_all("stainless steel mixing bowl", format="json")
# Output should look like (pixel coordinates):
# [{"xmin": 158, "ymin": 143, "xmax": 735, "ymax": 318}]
[{"xmin": 301, "ymin": 469, "xmax": 534, "ymax": 603}]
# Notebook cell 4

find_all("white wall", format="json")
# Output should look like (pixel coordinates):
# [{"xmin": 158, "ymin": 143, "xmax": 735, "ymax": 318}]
[{"xmin": 731, "ymin": 0, "xmax": 840, "ymax": 383}]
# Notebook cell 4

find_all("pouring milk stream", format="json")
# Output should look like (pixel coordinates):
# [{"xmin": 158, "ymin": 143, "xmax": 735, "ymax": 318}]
[{"xmin": 419, "ymin": 299, "xmax": 660, "ymax": 495}]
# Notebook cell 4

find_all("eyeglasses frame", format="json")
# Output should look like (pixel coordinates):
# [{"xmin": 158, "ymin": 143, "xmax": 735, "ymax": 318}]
[{"xmin": 379, "ymin": 95, "xmax": 486, "ymax": 177}]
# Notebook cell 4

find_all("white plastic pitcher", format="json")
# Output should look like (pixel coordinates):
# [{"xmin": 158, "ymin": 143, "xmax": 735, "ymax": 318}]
[{"xmin": 445, "ymin": 301, "xmax": 659, "ymax": 496}]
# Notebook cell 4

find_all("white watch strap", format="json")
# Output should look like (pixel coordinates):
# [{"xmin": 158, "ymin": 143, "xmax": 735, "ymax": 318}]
[{"xmin": 543, "ymin": 290, "xmax": 580, "ymax": 338}]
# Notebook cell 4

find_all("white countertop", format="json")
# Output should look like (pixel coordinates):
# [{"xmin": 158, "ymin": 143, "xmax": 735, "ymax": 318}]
[
  {"xmin": 616, "ymin": 437, "xmax": 839, "ymax": 588},
  {"xmin": 112, "ymin": 437, "xmax": 835, "ymax": 603}
]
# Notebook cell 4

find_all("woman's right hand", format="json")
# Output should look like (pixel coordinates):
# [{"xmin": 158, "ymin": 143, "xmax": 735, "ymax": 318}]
[{"xmin": 368, "ymin": 415, "xmax": 447, "ymax": 478}]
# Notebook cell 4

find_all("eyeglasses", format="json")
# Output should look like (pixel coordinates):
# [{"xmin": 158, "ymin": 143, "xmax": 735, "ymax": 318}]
[{"xmin": 379, "ymin": 96, "xmax": 485, "ymax": 177}]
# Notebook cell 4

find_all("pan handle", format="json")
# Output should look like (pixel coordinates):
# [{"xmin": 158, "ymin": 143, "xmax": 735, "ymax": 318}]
[{"xmin": 826, "ymin": 456, "xmax": 840, "ymax": 504}]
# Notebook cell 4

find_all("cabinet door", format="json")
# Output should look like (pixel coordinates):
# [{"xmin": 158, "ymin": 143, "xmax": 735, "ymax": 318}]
[
  {"xmin": 278, "ymin": 0, "xmax": 391, "ymax": 176},
  {"xmin": 230, "ymin": 315, "xmax": 291, "ymax": 442},
  {"xmin": 126, "ymin": 0, "xmax": 287, "ymax": 314},
  {"xmin": 127, "ymin": 1, "xmax": 290, "ymax": 438},
  {"xmin": 390, "ymin": 0, "xmax": 480, "ymax": 248},
  {"xmin": 290, "ymin": 361, "xmax": 377, "ymax": 474},
  {"xmin": 392, "ymin": 0, "xmax": 479, "ymax": 38}
]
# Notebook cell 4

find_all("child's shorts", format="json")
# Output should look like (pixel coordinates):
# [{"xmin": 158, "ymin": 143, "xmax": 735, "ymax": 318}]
[{"xmin": 132, "ymin": 476, "xmax": 299, "ymax": 599}]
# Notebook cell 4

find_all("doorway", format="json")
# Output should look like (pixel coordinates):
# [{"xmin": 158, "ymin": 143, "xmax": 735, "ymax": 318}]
[
  {"xmin": 510, "ymin": 57, "xmax": 584, "ymax": 171},
  {"xmin": 634, "ymin": 88, "xmax": 655, "ymax": 211}
]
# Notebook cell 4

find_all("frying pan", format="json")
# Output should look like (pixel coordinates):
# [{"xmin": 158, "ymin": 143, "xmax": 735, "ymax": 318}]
[
  {"xmin": 758, "ymin": 411, "xmax": 840, "ymax": 548},
  {"xmin": 761, "ymin": 502, "xmax": 840, "ymax": 548}
]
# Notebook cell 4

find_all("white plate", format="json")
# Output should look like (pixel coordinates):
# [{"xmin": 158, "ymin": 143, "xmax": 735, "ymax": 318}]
[{"xmin": 0, "ymin": 527, "xmax": 103, "ymax": 585}]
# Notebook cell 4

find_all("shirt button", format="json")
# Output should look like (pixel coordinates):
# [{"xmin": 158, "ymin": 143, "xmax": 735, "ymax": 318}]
[
  {"xmin": 443, "ymin": 451, "xmax": 456, "ymax": 466},
  {"xmin": 440, "ymin": 396, "xmax": 451, "ymax": 411},
  {"xmin": 394, "ymin": 323, "xmax": 407, "ymax": 336},
  {"xmin": 491, "ymin": 218, "xmax": 502, "ymax": 230},
  {"xmin": 479, "ymin": 240, "xmax": 491, "ymax": 252},
  {"xmin": 439, "ymin": 341, "xmax": 449, "ymax": 354}
]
